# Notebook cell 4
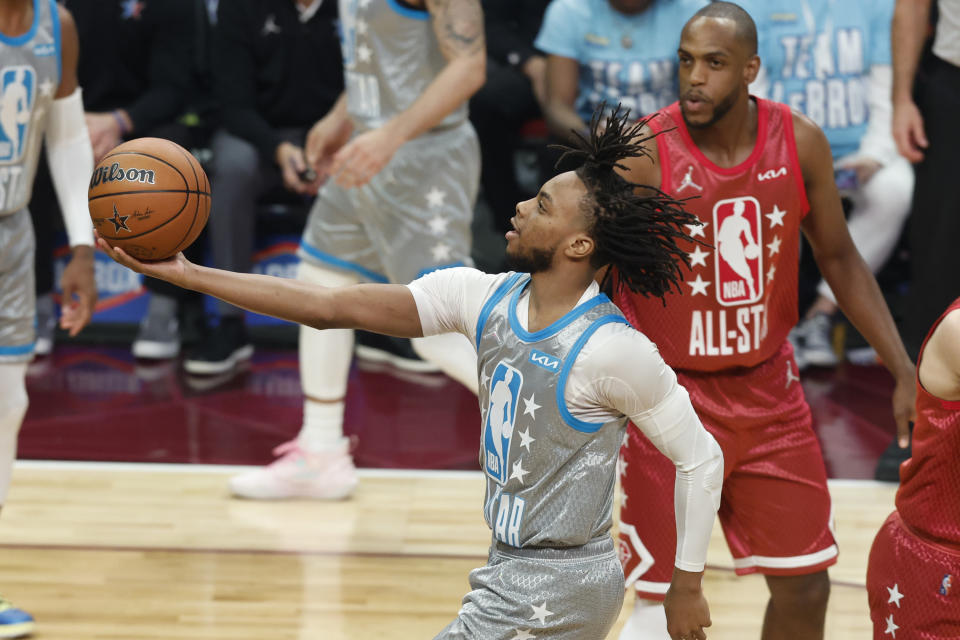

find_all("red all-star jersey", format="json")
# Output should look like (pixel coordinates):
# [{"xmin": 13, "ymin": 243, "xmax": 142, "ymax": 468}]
[
  {"xmin": 896, "ymin": 297, "xmax": 960, "ymax": 548},
  {"xmin": 615, "ymin": 98, "xmax": 810, "ymax": 372}
]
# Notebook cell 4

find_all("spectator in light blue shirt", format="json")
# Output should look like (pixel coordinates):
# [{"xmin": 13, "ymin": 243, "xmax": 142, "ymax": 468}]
[
  {"xmin": 534, "ymin": 0, "xmax": 708, "ymax": 143},
  {"xmin": 741, "ymin": 0, "xmax": 913, "ymax": 370}
]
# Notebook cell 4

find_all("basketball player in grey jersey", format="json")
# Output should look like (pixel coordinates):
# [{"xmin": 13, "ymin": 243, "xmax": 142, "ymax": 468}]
[
  {"xmin": 228, "ymin": 0, "xmax": 487, "ymax": 501},
  {"xmin": 0, "ymin": 0, "xmax": 97, "ymax": 634},
  {"xmin": 99, "ymin": 107, "xmax": 723, "ymax": 640}
]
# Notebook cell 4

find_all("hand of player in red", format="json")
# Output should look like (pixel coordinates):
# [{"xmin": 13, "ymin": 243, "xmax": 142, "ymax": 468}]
[
  {"xmin": 330, "ymin": 126, "xmax": 402, "ymax": 189},
  {"xmin": 58, "ymin": 245, "xmax": 97, "ymax": 337},
  {"xmin": 892, "ymin": 371, "xmax": 917, "ymax": 448},
  {"xmin": 95, "ymin": 232, "xmax": 190, "ymax": 286},
  {"xmin": 664, "ymin": 569, "xmax": 711, "ymax": 640}
]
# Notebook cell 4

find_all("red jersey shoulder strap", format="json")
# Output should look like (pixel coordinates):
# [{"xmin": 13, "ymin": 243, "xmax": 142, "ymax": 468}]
[
  {"xmin": 773, "ymin": 100, "xmax": 811, "ymax": 218},
  {"xmin": 917, "ymin": 297, "xmax": 960, "ymax": 409},
  {"xmin": 646, "ymin": 105, "xmax": 679, "ymax": 193}
]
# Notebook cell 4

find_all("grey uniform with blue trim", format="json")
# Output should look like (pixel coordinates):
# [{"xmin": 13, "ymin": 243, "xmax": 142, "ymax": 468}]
[
  {"xmin": 0, "ymin": 0, "xmax": 61, "ymax": 362},
  {"xmin": 435, "ymin": 273, "xmax": 628, "ymax": 639},
  {"xmin": 299, "ymin": 0, "xmax": 478, "ymax": 284}
]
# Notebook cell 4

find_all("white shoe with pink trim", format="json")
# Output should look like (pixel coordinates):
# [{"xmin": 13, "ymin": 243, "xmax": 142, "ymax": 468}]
[{"xmin": 229, "ymin": 439, "xmax": 358, "ymax": 500}]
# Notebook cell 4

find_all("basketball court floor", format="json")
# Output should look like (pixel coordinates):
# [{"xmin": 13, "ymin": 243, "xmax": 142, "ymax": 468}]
[{"xmin": 4, "ymin": 345, "xmax": 901, "ymax": 638}]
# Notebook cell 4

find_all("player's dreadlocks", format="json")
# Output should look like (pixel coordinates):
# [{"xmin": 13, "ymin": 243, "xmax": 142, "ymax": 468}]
[{"xmin": 552, "ymin": 103, "xmax": 703, "ymax": 301}]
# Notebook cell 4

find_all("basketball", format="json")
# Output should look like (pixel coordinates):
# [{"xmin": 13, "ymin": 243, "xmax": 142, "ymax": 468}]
[
  {"xmin": 744, "ymin": 243, "xmax": 760, "ymax": 260},
  {"xmin": 88, "ymin": 137, "xmax": 211, "ymax": 261}
]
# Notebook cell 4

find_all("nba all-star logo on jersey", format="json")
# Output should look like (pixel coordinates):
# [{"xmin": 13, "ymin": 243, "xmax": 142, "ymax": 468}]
[
  {"xmin": 483, "ymin": 363, "xmax": 524, "ymax": 485},
  {"xmin": 713, "ymin": 196, "xmax": 763, "ymax": 306},
  {"xmin": 0, "ymin": 66, "xmax": 34, "ymax": 163}
]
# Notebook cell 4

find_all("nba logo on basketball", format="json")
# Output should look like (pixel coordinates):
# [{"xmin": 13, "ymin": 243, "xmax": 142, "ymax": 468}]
[
  {"xmin": 941, "ymin": 574, "xmax": 953, "ymax": 596},
  {"xmin": 483, "ymin": 363, "xmax": 524, "ymax": 485},
  {"xmin": 0, "ymin": 65, "xmax": 34, "ymax": 162},
  {"xmin": 713, "ymin": 196, "xmax": 763, "ymax": 306}
]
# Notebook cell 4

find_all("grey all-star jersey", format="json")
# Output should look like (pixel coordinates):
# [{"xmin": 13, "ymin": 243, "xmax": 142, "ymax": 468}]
[
  {"xmin": 0, "ymin": 0, "xmax": 60, "ymax": 216},
  {"xmin": 475, "ymin": 273, "xmax": 630, "ymax": 548},
  {"xmin": 338, "ymin": 0, "xmax": 467, "ymax": 133}
]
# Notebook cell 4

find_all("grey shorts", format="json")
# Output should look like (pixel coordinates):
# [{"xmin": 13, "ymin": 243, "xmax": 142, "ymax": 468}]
[
  {"xmin": 299, "ymin": 121, "xmax": 479, "ymax": 284},
  {"xmin": 0, "ymin": 208, "xmax": 35, "ymax": 363},
  {"xmin": 434, "ymin": 537, "xmax": 625, "ymax": 639}
]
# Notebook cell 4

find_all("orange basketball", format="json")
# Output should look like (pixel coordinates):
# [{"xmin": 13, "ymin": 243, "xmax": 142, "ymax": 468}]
[{"xmin": 88, "ymin": 137, "xmax": 211, "ymax": 261}]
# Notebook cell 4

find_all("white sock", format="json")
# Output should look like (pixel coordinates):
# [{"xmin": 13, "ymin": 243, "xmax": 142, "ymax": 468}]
[
  {"xmin": 619, "ymin": 597, "xmax": 669, "ymax": 640},
  {"xmin": 0, "ymin": 363, "xmax": 29, "ymax": 505},
  {"xmin": 298, "ymin": 401, "xmax": 348, "ymax": 452},
  {"xmin": 296, "ymin": 262, "xmax": 362, "ymax": 453},
  {"xmin": 411, "ymin": 332, "xmax": 479, "ymax": 395}
]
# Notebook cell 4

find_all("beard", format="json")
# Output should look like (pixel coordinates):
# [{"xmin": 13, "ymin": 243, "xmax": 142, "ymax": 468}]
[
  {"xmin": 506, "ymin": 245, "xmax": 554, "ymax": 274},
  {"xmin": 682, "ymin": 86, "xmax": 739, "ymax": 130}
]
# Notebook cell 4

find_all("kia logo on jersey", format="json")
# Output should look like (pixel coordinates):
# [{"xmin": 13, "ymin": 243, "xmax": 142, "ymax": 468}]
[{"xmin": 713, "ymin": 196, "xmax": 763, "ymax": 306}]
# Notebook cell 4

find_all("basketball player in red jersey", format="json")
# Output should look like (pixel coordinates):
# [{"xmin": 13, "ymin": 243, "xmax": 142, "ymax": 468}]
[
  {"xmin": 613, "ymin": 3, "xmax": 917, "ymax": 640},
  {"xmin": 867, "ymin": 298, "xmax": 960, "ymax": 639}
]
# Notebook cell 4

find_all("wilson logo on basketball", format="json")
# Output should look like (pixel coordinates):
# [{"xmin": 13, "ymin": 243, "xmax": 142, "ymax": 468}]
[{"xmin": 89, "ymin": 162, "xmax": 157, "ymax": 188}]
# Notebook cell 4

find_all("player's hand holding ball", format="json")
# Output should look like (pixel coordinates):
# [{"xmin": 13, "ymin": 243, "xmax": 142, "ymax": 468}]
[
  {"xmin": 89, "ymin": 137, "xmax": 210, "ymax": 261},
  {"xmin": 744, "ymin": 243, "xmax": 760, "ymax": 260}
]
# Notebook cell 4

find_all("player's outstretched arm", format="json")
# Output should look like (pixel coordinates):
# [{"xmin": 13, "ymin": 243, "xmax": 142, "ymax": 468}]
[
  {"xmin": 96, "ymin": 237, "xmax": 424, "ymax": 338},
  {"xmin": 795, "ymin": 112, "xmax": 916, "ymax": 446}
]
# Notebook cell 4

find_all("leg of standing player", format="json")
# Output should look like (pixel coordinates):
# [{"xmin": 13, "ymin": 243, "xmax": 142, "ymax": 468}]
[
  {"xmin": 619, "ymin": 344, "xmax": 836, "ymax": 640},
  {"xmin": 229, "ymin": 123, "xmax": 480, "ymax": 500},
  {"xmin": 0, "ymin": 210, "xmax": 36, "ymax": 636}
]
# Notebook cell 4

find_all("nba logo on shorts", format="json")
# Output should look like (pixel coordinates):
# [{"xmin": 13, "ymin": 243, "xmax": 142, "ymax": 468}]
[
  {"xmin": 483, "ymin": 362, "xmax": 524, "ymax": 485},
  {"xmin": 941, "ymin": 574, "xmax": 953, "ymax": 596},
  {"xmin": 0, "ymin": 65, "xmax": 34, "ymax": 163},
  {"xmin": 713, "ymin": 196, "xmax": 763, "ymax": 306}
]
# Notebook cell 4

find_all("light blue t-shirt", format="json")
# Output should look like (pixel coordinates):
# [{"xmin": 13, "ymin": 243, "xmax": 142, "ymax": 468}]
[
  {"xmin": 741, "ymin": 0, "xmax": 894, "ymax": 158},
  {"xmin": 535, "ymin": 0, "xmax": 708, "ymax": 122}
]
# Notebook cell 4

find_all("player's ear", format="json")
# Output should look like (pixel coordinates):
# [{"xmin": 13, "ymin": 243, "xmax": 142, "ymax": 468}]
[
  {"xmin": 744, "ymin": 54, "xmax": 760, "ymax": 85},
  {"xmin": 566, "ymin": 232, "xmax": 595, "ymax": 262}
]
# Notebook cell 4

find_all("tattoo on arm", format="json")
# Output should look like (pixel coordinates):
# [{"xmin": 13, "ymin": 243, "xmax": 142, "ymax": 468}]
[{"xmin": 427, "ymin": 0, "xmax": 485, "ymax": 59}]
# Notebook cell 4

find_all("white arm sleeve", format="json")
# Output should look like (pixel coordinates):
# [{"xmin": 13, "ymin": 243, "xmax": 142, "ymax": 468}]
[
  {"xmin": 44, "ymin": 88, "xmax": 95, "ymax": 247},
  {"xmin": 589, "ymin": 331, "xmax": 723, "ymax": 572},
  {"xmin": 407, "ymin": 268, "xmax": 513, "ymax": 341}
]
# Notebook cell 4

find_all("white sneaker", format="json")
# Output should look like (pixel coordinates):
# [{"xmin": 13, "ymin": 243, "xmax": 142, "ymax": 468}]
[
  {"xmin": 795, "ymin": 313, "xmax": 839, "ymax": 368},
  {"xmin": 229, "ymin": 440, "xmax": 358, "ymax": 500},
  {"xmin": 132, "ymin": 316, "xmax": 180, "ymax": 360}
]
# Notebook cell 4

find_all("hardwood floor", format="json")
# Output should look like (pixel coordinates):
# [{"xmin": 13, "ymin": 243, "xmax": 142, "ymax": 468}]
[{"xmin": 0, "ymin": 464, "xmax": 894, "ymax": 639}]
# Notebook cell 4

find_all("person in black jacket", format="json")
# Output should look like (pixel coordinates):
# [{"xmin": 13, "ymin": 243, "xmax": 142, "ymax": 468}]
[
  {"xmin": 30, "ymin": 0, "xmax": 205, "ymax": 359},
  {"xmin": 181, "ymin": 0, "xmax": 344, "ymax": 375},
  {"xmin": 469, "ymin": 0, "xmax": 549, "ymax": 234}
]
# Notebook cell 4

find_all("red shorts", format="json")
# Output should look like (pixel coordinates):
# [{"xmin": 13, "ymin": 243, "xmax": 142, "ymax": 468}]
[
  {"xmin": 617, "ymin": 341, "xmax": 837, "ymax": 600},
  {"xmin": 867, "ymin": 512, "xmax": 960, "ymax": 639}
]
